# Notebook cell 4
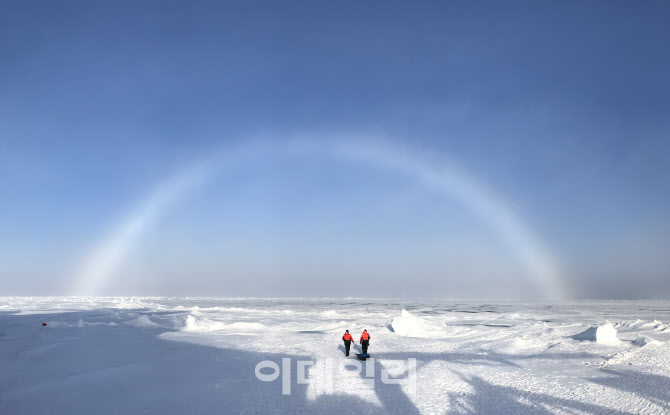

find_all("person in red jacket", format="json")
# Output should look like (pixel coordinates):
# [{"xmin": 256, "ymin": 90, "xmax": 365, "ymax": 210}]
[
  {"xmin": 360, "ymin": 329, "xmax": 371, "ymax": 354},
  {"xmin": 342, "ymin": 330, "xmax": 353, "ymax": 356}
]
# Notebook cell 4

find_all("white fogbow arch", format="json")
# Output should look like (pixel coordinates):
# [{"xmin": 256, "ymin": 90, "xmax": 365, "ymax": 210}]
[{"xmin": 71, "ymin": 137, "xmax": 567, "ymax": 299}]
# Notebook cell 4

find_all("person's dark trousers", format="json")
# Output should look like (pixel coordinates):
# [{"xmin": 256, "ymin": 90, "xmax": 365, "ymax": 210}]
[
  {"xmin": 344, "ymin": 340, "xmax": 351, "ymax": 356},
  {"xmin": 361, "ymin": 340, "xmax": 369, "ymax": 354}
]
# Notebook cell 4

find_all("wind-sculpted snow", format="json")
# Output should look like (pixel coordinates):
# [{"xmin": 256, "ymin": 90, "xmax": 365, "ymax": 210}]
[
  {"xmin": 571, "ymin": 323, "xmax": 622, "ymax": 346},
  {"xmin": 1, "ymin": 297, "xmax": 670, "ymax": 414}
]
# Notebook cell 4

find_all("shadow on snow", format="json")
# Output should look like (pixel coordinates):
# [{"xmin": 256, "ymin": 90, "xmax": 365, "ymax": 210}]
[{"xmin": 0, "ymin": 310, "xmax": 660, "ymax": 415}]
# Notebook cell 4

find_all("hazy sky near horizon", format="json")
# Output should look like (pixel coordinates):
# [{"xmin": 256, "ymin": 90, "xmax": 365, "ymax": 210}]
[{"xmin": 1, "ymin": 1, "xmax": 669, "ymax": 299}]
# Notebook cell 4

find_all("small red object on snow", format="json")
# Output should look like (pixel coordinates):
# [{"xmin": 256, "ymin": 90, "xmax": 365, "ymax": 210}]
[{"xmin": 42, "ymin": 322, "xmax": 47, "ymax": 326}]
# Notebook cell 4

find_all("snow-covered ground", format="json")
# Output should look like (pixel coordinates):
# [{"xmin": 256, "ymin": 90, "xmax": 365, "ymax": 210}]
[{"xmin": 1, "ymin": 297, "xmax": 669, "ymax": 414}]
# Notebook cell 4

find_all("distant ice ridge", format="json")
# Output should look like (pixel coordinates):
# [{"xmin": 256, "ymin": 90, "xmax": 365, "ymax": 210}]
[
  {"xmin": 614, "ymin": 319, "xmax": 667, "ymax": 331},
  {"xmin": 45, "ymin": 319, "xmax": 118, "ymax": 328},
  {"xmin": 571, "ymin": 322, "xmax": 622, "ymax": 346},
  {"xmin": 181, "ymin": 314, "xmax": 266, "ymax": 334},
  {"xmin": 391, "ymin": 309, "xmax": 448, "ymax": 338}
]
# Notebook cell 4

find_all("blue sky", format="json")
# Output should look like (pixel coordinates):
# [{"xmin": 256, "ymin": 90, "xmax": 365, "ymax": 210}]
[{"xmin": 1, "ymin": 1, "xmax": 669, "ymax": 298}]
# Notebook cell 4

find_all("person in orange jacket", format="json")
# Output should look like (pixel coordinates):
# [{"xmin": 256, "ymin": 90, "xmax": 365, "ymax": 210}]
[
  {"xmin": 342, "ymin": 330, "xmax": 353, "ymax": 356},
  {"xmin": 360, "ymin": 329, "xmax": 371, "ymax": 354}
]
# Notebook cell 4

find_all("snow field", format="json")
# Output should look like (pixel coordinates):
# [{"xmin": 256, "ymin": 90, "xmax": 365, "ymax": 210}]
[{"xmin": 1, "ymin": 297, "xmax": 669, "ymax": 414}]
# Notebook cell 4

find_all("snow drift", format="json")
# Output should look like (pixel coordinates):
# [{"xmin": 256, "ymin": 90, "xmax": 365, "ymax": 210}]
[
  {"xmin": 571, "ymin": 323, "xmax": 622, "ymax": 346},
  {"xmin": 391, "ymin": 309, "xmax": 447, "ymax": 338},
  {"xmin": 632, "ymin": 335, "xmax": 663, "ymax": 347},
  {"xmin": 125, "ymin": 315, "xmax": 160, "ymax": 328}
]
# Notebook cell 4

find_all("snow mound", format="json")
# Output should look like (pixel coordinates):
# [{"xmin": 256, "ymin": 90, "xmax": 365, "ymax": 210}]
[
  {"xmin": 391, "ymin": 309, "xmax": 447, "ymax": 338},
  {"xmin": 182, "ymin": 315, "xmax": 266, "ymax": 334},
  {"xmin": 632, "ymin": 335, "xmax": 663, "ymax": 347},
  {"xmin": 183, "ymin": 315, "xmax": 225, "ymax": 331},
  {"xmin": 126, "ymin": 315, "xmax": 160, "ymax": 328},
  {"xmin": 571, "ymin": 323, "xmax": 622, "ymax": 346}
]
